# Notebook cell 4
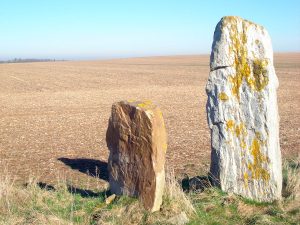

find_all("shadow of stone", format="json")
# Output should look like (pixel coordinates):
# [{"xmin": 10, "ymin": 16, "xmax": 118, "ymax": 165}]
[
  {"xmin": 58, "ymin": 157, "xmax": 109, "ymax": 181},
  {"xmin": 67, "ymin": 185, "xmax": 109, "ymax": 198},
  {"xmin": 37, "ymin": 182, "xmax": 56, "ymax": 191},
  {"xmin": 182, "ymin": 174, "xmax": 212, "ymax": 193},
  {"xmin": 36, "ymin": 182, "xmax": 109, "ymax": 198}
]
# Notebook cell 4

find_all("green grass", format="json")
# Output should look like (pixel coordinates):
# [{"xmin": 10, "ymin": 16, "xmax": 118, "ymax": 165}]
[
  {"xmin": 189, "ymin": 188, "xmax": 299, "ymax": 225},
  {"xmin": 1, "ymin": 161, "xmax": 299, "ymax": 225},
  {"xmin": 0, "ymin": 177, "xmax": 107, "ymax": 225},
  {"xmin": 1, "ymin": 183, "xmax": 299, "ymax": 225}
]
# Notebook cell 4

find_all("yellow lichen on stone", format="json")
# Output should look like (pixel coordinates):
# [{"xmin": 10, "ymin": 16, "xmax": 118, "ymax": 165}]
[
  {"xmin": 226, "ymin": 120, "xmax": 248, "ymax": 150},
  {"xmin": 240, "ymin": 139, "xmax": 247, "ymax": 149},
  {"xmin": 225, "ymin": 17, "xmax": 251, "ymax": 100},
  {"xmin": 162, "ymin": 143, "xmax": 167, "ymax": 152},
  {"xmin": 247, "ymin": 138, "xmax": 270, "ymax": 181},
  {"xmin": 224, "ymin": 16, "xmax": 269, "ymax": 100},
  {"xmin": 235, "ymin": 123, "xmax": 247, "ymax": 149},
  {"xmin": 252, "ymin": 59, "xmax": 269, "ymax": 91},
  {"xmin": 137, "ymin": 100, "xmax": 153, "ymax": 109},
  {"xmin": 218, "ymin": 92, "xmax": 229, "ymax": 101},
  {"xmin": 255, "ymin": 131, "xmax": 261, "ymax": 140},
  {"xmin": 243, "ymin": 172, "xmax": 249, "ymax": 187},
  {"xmin": 158, "ymin": 110, "xmax": 163, "ymax": 119},
  {"xmin": 222, "ymin": 16, "xmax": 243, "ymax": 27},
  {"xmin": 226, "ymin": 120, "xmax": 235, "ymax": 131},
  {"xmin": 235, "ymin": 123, "xmax": 247, "ymax": 137},
  {"xmin": 157, "ymin": 110, "xmax": 165, "ymax": 128}
]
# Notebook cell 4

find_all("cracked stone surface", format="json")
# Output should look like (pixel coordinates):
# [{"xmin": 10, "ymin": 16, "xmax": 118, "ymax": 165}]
[
  {"xmin": 106, "ymin": 100, "xmax": 167, "ymax": 211},
  {"xmin": 206, "ymin": 16, "xmax": 282, "ymax": 202}
]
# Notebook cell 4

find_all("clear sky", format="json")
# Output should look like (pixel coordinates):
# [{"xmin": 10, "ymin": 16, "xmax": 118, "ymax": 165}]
[{"xmin": 1, "ymin": 0, "xmax": 299, "ymax": 60}]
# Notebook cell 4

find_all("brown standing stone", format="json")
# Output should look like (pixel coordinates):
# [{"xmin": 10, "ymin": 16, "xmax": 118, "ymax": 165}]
[{"xmin": 106, "ymin": 100, "xmax": 167, "ymax": 212}]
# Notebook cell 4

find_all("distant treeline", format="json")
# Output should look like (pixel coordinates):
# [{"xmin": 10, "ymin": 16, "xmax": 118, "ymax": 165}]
[{"xmin": 0, "ymin": 58, "xmax": 67, "ymax": 64}]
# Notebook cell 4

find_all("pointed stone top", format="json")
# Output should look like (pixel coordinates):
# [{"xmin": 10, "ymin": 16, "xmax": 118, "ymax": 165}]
[
  {"xmin": 210, "ymin": 16, "xmax": 273, "ymax": 73},
  {"xmin": 125, "ymin": 99, "xmax": 155, "ymax": 110},
  {"xmin": 220, "ymin": 16, "xmax": 264, "ymax": 29},
  {"xmin": 112, "ymin": 100, "xmax": 163, "ymax": 122},
  {"xmin": 209, "ymin": 16, "xmax": 277, "ymax": 101}
]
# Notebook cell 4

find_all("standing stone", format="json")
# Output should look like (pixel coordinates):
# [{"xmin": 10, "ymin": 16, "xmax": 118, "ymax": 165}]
[
  {"xmin": 106, "ymin": 100, "xmax": 167, "ymax": 211},
  {"xmin": 206, "ymin": 16, "xmax": 282, "ymax": 201}
]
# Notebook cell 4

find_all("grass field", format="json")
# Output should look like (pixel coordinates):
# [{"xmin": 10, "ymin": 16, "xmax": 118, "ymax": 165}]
[
  {"xmin": 1, "ymin": 161, "xmax": 299, "ymax": 225},
  {"xmin": 0, "ymin": 53, "xmax": 299, "ymax": 191}
]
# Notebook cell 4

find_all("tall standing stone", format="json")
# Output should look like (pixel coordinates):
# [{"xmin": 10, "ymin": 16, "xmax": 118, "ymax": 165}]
[
  {"xmin": 106, "ymin": 100, "xmax": 167, "ymax": 211},
  {"xmin": 206, "ymin": 16, "xmax": 282, "ymax": 201}
]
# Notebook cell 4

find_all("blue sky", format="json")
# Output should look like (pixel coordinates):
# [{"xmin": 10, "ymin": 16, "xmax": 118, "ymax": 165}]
[{"xmin": 0, "ymin": 1, "xmax": 299, "ymax": 60}]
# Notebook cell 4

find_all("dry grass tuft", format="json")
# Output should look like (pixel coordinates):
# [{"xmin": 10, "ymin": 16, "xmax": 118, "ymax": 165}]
[
  {"xmin": 1, "ymin": 165, "xmax": 195, "ymax": 225},
  {"xmin": 163, "ymin": 167, "xmax": 195, "ymax": 216},
  {"xmin": 0, "ymin": 173, "xmax": 72, "ymax": 225},
  {"xmin": 0, "ymin": 168, "xmax": 106, "ymax": 225},
  {"xmin": 1, "ymin": 161, "xmax": 300, "ymax": 224},
  {"xmin": 282, "ymin": 156, "xmax": 300, "ymax": 200},
  {"xmin": 282, "ymin": 156, "xmax": 300, "ymax": 216},
  {"xmin": 95, "ymin": 167, "xmax": 195, "ymax": 225}
]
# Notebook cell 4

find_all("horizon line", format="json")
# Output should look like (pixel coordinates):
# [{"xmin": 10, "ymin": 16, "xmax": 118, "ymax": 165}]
[{"xmin": 1, "ymin": 51, "xmax": 300, "ymax": 64}]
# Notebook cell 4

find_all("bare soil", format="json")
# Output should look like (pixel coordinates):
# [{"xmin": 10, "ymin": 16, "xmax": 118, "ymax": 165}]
[{"xmin": 0, "ymin": 54, "xmax": 299, "ymax": 188}]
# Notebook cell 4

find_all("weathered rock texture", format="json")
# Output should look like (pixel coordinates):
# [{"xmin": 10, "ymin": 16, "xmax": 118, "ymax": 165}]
[
  {"xmin": 106, "ymin": 100, "xmax": 167, "ymax": 211},
  {"xmin": 206, "ymin": 16, "xmax": 282, "ymax": 202}
]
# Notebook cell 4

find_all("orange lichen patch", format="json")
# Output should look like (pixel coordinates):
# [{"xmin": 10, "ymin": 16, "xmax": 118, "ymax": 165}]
[
  {"xmin": 247, "ymin": 138, "xmax": 270, "ymax": 181},
  {"xmin": 218, "ymin": 92, "xmax": 229, "ymax": 101}
]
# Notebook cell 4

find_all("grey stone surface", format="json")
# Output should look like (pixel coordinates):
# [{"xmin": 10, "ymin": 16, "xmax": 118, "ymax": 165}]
[{"xmin": 206, "ymin": 16, "xmax": 282, "ymax": 201}]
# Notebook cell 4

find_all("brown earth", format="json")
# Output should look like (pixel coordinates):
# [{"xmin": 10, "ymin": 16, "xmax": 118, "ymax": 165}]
[{"xmin": 0, "ymin": 53, "xmax": 299, "ymax": 189}]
